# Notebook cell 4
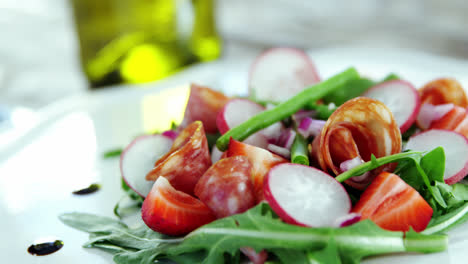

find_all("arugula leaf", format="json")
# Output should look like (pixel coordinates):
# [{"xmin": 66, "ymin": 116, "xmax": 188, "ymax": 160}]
[
  {"xmin": 335, "ymin": 150, "xmax": 424, "ymax": 183},
  {"xmin": 396, "ymin": 147, "xmax": 447, "ymax": 208},
  {"xmin": 321, "ymin": 74, "xmax": 400, "ymax": 106},
  {"xmin": 423, "ymin": 203, "xmax": 468, "ymax": 235},
  {"xmin": 305, "ymin": 102, "xmax": 337, "ymax": 120},
  {"xmin": 306, "ymin": 237, "xmax": 342, "ymax": 264},
  {"xmin": 59, "ymin": 203, "xmax": 447, "ymax": 264},
  {"xmin": 166, "ymin": 203, "xmax": 446, "ymax": 264},
  {"xmin": 322, "ymin": 77, "xmax": 376, "ymax": 106},
  {"xmin": 103, "ymin": 148, "xmax": 123, "ymax": 158},
  {"xmin": 337, "ymin": 147, "xmax": 448, "ymax": 208}
]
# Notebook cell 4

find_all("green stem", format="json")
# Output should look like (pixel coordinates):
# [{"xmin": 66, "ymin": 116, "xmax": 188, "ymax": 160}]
[
  {"xmin": 291, "ymin": 133, "xmax": 309, "ymax": 166},
  {"xmin": 335, "ymin": 151, "xmax": 423, "ymax": 182},
  {"xmin": 215, "ymin": 67, "xmax": 360, "ymax": 151}
]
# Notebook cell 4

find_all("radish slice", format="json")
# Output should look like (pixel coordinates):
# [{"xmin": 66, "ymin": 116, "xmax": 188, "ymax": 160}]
[
  {"xmin": 120, "ymin": 134, "xmax": 173, "ymax": 197},
  {"xmin": 249, "ymin": 47, "xmax": 320, "ymax": 103},
  {"xmin": 405, "ymin": 129, "xmax": 468, "ymax": 184},
  {"xmin": 363, "ymin": 80, "xmax": 420, "ymax": 133},
  {"xmin": 216, "ymin": 98, "xmax": 283, "ymax": 147},
  {"xmin": 264, "ymin": 163, "xmax": 351, "ymax": 227},
  {"xmin": 334, "ymin": 213, "xmax": 361, "ymax": 227}
]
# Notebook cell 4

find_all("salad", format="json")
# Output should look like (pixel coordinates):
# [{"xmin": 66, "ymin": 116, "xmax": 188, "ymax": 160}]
[{"xmin": 60, "ymin": 47, "xmax": 468, "ymax": 264}]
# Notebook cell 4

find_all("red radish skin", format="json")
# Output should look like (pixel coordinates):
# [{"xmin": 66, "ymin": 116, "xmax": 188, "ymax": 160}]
[
  {"xmin": 120, "ymin": 134, "xmax": 173, "ymax": 197},
  {"xmin": 249, "ymin": 47, "xmax": 320, "ymax": 103},
  {"xmin": 264, "ymin": 163, "xmax": 351, "ymax": 227},
  {"xmin": 363, "ymin": 80, "xmax": 421, "ymax": 133},
  {"xmin": 405, "ymin": 129, "xmax": 468, "ymax": 184}
]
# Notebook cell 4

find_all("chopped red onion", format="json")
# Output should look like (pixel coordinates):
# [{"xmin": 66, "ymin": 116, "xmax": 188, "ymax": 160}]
[
  {"xmin": 333, "ymin": 213, "xmax": 361, "ymax": 227},
  {"xmin": 267, "ymin": 144, "xmax": 291, "ymax": 159},
  {"xmin": 261, "ymin": 122, "xmax": 284, "ymax": 142},
  {"xmin": 417, "ymin": 103, "xmax": 454, "ymax": 129},
  {"xmin": 297, "ymin": 117, "xmax": 326, "ymax": 138},
  {"xmin": 162, "ymin": 130, "xmax": 178, "ymax": 140},
  {"xmin": 340, "ymin": 157, "xmax": 370, "ymax": 183},
  {"xmin": 277, "ymin": 129, "xmax": 296, "ymax": 149},
  {"xmin": 292, "ymin": 110, "xmax": 316, "ymax": 124},
  {"xmin": 339, "ymin": 156, "xmax": 364, "ymax": 172}
]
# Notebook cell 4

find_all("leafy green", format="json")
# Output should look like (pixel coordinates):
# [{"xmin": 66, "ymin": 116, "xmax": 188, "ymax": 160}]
[
  {"xmin": 206, "ymin": 132, "xmax": 221, "ymax": 151},
  {"xmin": 103, "ymin": 148, "xmax": 123, "ymax": 158},
  {"xmin": 336, "ymin": 147, "xmax": 448, "ymax": 208},
  {"xmin": 60, "ymin": 203, "xmax": 447, "ymax": 264},
  {"xmin": 321, "ymin": 73, "xmax": 400, "ymax": 106},
  {"xmin": 114, "ymin": 179, "xmax": 144, "ymax": 218},
  {"xmin": 305, "ymin": 102, "xmax": 336, "ymax": 120},
  {"xmin": 322, "ymin": 77, "xmax": 376, "ymax": 106},
  {"xmin": 423, "ymin": 202, "xmax": 468, "ymax": 235},
  {"xmin": 335, "ymin": 151, "xmax": 424, "ymax": 183},
  {"xmin": 422, "ymin": 181, "xmax": 468, "ymax": 234},
  {"xmin": 401, "ymin": 124, "xmax": 419, "ymax": 141}
]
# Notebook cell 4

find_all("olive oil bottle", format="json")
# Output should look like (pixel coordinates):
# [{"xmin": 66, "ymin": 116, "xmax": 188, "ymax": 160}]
[{"xmin": 70, "ymin": 0, "xmax": 221, "ymax": 88}]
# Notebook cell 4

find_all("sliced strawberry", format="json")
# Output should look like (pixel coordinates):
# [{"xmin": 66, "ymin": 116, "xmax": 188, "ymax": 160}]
[
  {"xmin": 226, "ymin": 138, "xmax": 287, "ymax": 201},
  {"xmin": 142, "ymin": 177, "xmax": 215, "ymax": 236},
  {"xmin": 180, "ymin": 83, "xmax": 230, "ymax": 133},
  {"xmin": 146, "ymin": 121, "xmax": 211, "ymax": 195},
  {"xmin": 195, "ymin": 156, "xmax": 256, "ymax": 218},
  {"xmin": 352, "ymin": 172, "xmax": 433, "ymax": 232}
]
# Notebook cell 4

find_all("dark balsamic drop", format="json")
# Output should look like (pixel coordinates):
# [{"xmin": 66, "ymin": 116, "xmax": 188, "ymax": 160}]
[
  {"xmin": 72, "ymin": 183, "xmax": 101, "ymax": 195},
  {"xmin": 27, "ymin": 240, "xmax": 63, "ymax": 256}
]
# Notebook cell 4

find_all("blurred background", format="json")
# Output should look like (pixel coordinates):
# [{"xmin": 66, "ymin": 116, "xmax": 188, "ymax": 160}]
[{"xmin": 1, "ymin": 0, "xmax": 468, "ymax": 111}]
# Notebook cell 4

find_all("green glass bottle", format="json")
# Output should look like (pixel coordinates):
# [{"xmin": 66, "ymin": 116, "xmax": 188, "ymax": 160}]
[{"xmin": 70, "ymin": 0, "xmax": 221, "ymax": 88}]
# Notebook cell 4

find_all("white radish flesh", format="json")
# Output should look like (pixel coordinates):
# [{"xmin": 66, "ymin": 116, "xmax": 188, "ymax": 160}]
[
  {"xmin": 216, "ymin": 98, "xmax": 282, "ymax": 148},
  {"xmin": 120, "ymin": 134, "xmax": 173, "ymax": 197},
  {"xmin": 363, "ymin": 80, "xmax": 420, "ymax": 133},
  {"xmin": 405, "ymin": 129, "xmax": 468, "ymax": 184},
  {"xmin": 249, "ymin": 47, "xmax": 320, "ymax": 103},
  {"xmin": 264, "ymin": 163, "xmax": 351, "ymax": 227}
]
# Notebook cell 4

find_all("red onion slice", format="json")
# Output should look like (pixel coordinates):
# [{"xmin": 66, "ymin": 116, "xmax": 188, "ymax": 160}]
[
  {"xmin": 292, "ymin": 110, "xmax": 316, "ymax": 124},
  {"xmin": 339, "ymin": 157, "xmax": 370, "ymax": 183},
  {"xmin": 267, "ymin": 144, "xmax": 291, "ymax": 159},
  {"xmin": 161, "ymin": 130, "xmax": 179, "ymax": 140},
  {"xmin": 277, "ymin": 129, "xmax": 297, "ymax": 149},
  {"xmin": 297, "ymin": 117, "xmax": 326, "ymax": 138},
  {"xmin": 333, "ymin": 213, "xmax": 361, "ymax": 227}
]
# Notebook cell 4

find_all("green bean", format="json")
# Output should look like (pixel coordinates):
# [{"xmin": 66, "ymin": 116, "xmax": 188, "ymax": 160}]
[
  {"xmin": 291, "ymin": 133, "xmax": 309, "ymax": 165},
  {"xmin": 216, "ymin": 67, "xmax": 359, "ymax": 151}
]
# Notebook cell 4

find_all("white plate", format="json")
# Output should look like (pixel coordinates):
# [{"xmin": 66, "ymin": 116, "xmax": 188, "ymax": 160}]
[{"xmin": 1, "ymin": 47, "xmax": 468, "ymax": 263}]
